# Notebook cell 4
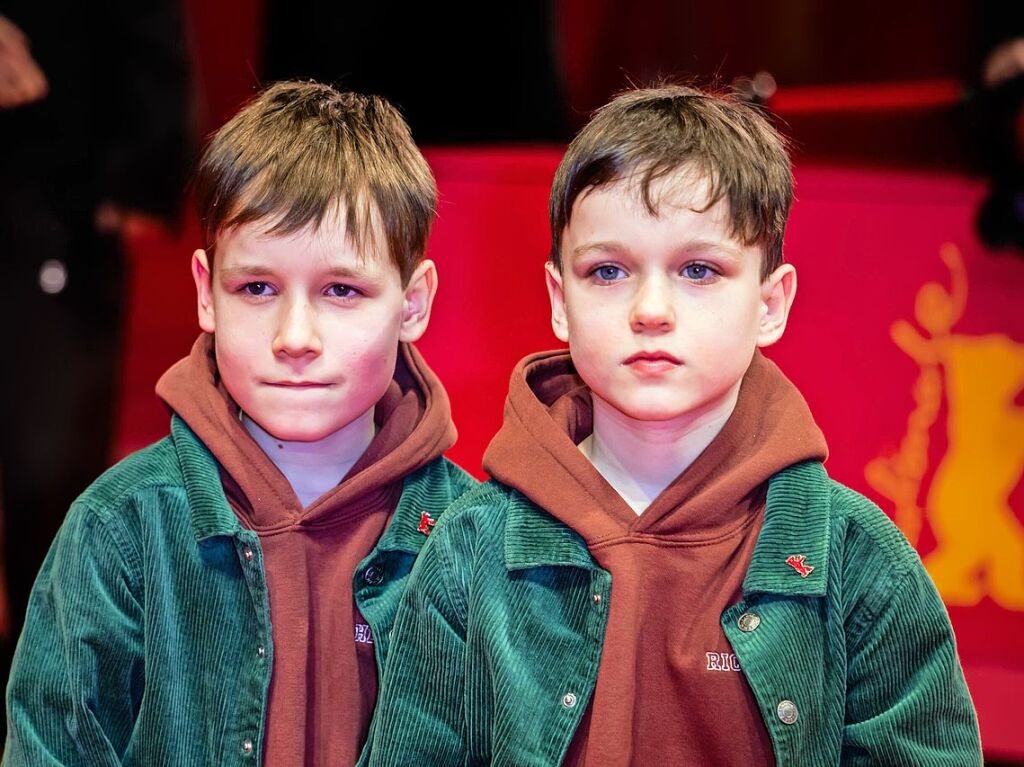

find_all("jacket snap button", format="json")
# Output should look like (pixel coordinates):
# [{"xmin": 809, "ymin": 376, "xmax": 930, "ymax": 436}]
[
  {"xmin": 737, "ymin": 612, "xmax": 761, "ymax": 632},
  {"xmin": 777, "ymin": 700, "xmax": 798, "ymax": 725},
  {"xmin": 363, "ymin": 565, "xmax": 384, "ymax": 586},
  {"xmin": 242, "ymin": 547, "xmax": 254, "ymax": 562},
  {"xmin": 241, "ymin": 739, "xmax": 254, "ymax": 755},
  {"xmin": 562, "ymin": 692, "xmax": 577, "ymax": 708},
  {"xmin": 592, "ymin": 593, "xmax": 601, "ymax": 605}
]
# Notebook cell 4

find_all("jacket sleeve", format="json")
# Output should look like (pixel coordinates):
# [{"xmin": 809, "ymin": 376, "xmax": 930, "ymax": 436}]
[
  {"xmin": 363, "ymin": 516, "xmax": 470, "ymax": 767},
  {"xmin": 842, "ymin": 556, "xmax": 982, "ymax": 766},
  {"xmin": 4, "ymin": 502, "xmax": 144, "ymax": 766}
]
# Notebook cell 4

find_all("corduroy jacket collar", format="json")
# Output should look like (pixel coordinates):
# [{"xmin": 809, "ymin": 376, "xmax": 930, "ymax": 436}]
[
  {"xmin": 502, "ymin": 459, "xmax": 831, "ymax": 598},
  {"xmin": 172, "ymin": 415, "xmax": 240, "ymax": 542},
  {"xmin": 172, "ymin": 415, "xmax": 460, "ymax": 557}
]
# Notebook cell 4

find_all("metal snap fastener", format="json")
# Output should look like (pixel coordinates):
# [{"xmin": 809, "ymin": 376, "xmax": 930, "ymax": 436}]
[
  {"xmin": 363, "ymin": 565, "xmax": 384, "ymax": 586},
  {"xmin": 242, "ymin": 547, "xmax": 254, "ymax": 562},
  {"xmin": 242, "ymin": 739, "xmax": 254, "ymax": 755},
  {"xmin": 737, "ymin": 612, "xmax": 761, "ymax": 632},
  {"xmin": 592, "ymin": 593, "xmax": 601, "ymax": 605},
  {"xmin": 257, "ymin": 645, "xmax": 265, "ymax": 658},
  {"xmin": 777, "ymin": 699, "xmax": 798, "ymax": 725},
  {"xmin": 562, "ymin": 692, "xmax": 577, "ymax": 708}
]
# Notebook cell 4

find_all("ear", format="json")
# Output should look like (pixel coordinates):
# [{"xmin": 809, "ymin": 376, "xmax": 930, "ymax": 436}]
[
  {"xmin": 398, "ymin": 259, "xmax": 438, "ymax": 343},
  {"xmin": 544, "ymin": 261, "xmax": 570, "ymax": 343},
  {"xmin": 757, "ymin": 263, "xmax": 797, "ymax": 348},
  {"xmin": 191, "ymin": 249, "xmax": 217, "ymax": 334}
]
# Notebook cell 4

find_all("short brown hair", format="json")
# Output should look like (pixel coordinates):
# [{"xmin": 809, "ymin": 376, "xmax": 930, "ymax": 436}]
[
  {"xmin": 194, "ymin": 80, "xmax": 436, "ymax": 284},
  {"xmin": 549, "ymin": 85, "xmax": 792, "ymax": 279}
]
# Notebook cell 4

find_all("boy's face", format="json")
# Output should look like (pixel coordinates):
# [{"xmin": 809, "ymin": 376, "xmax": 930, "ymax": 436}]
[
  {"xmin": 546, "ymin": 171, "xmax": 795, "ymax": 429},
  {"xmin": 191, "ymin": 211, "xmax": 436, "ymax": 442}
]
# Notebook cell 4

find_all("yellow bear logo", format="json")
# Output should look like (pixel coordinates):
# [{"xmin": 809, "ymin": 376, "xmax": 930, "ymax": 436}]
[{"xmin": 865, "ymin": 244, "xmax": 1024, "ymax": 610}]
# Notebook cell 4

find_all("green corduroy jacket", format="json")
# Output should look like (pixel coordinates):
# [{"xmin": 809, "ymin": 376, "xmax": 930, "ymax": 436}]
[
  {"xmin": 4, "ymin": 416, "xmax": 476, "ymax": 766},
  {"xmin": 364, "ymin": 461, "xmax": 981, "ymax": 767}
]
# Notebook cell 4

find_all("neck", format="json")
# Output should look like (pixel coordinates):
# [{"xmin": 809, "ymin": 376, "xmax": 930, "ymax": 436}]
[
  {"xmin": 242, "ymin": 408, "xmax": 376, "ymax": 508},
  {"xmin": 581, "ymin": 386, "xmax": 740, "ymax": 513}
]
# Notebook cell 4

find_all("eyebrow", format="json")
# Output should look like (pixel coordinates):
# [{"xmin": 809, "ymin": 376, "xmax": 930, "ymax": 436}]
[
  {"xmin": 571, "ymin": 241, "xmax": 624, "ymax": 260},
  {"xmin": 218, "ymin": 263, "xmax": 378, "ymax": 281},
  {"xmin": 681, "ymin": 239, "xmax": 745, "ymax": 262},
  {"xmin": 571, "ymin": 239, "xmax": 745, "ymax": 262}
]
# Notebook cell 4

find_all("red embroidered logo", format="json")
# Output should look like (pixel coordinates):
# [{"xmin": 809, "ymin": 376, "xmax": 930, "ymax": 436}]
[
  {"xmin": 417, "ymin": 511, "xmax": 436, "ymax": 536},
  {"xmin": 785, "ymin": 554, "xmax": 814, "ymax": 578}
]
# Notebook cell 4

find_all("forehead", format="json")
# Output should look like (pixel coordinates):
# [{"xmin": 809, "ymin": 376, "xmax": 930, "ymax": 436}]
[
  {"xmin": 565, "ymin": 170, "xmax": 741, "ymax": 251},
  {"xmin": 215, "ymin": 205, "xmax": 396, "ymax": 276}
]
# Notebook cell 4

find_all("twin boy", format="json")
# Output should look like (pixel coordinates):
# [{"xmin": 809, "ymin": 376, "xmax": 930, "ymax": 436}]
[{"xmin": 5, "ymin": 80, "xmax": 981, "ymax": 765}]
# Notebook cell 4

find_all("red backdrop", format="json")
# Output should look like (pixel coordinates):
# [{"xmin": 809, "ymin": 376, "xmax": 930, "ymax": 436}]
[
  {"xmin": 117, "ymin": 151, "xmax": 1024, "ymax": 759},
  {"xmin": 74, "ymin": 0, "xmax": 1024, "ymax": 760}
]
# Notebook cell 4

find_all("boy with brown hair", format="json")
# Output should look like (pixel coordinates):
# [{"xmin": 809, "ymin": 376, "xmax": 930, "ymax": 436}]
[
  {"xmin": 364, "ymin": 86, "xmax": 981, "ymax": 765},
  {"xmin": 4, "ymin": 80, "xmax": 474, "ymax": 765}
]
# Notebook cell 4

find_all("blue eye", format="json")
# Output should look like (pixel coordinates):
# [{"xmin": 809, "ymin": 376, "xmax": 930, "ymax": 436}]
[
  {"xmin": 682, "ymin": 263, "xmax": 716, "ymax": 281},
  {"xmin": 593, "ymin": 265, "xmax": 627, "ymax": 282},
  {"xmin": 326, "ymin": 283, "xmax": 360, "ymax": 299},
  {"xmin": 242, "ymin": 281, "xmax": 272, "ymax": 296}
]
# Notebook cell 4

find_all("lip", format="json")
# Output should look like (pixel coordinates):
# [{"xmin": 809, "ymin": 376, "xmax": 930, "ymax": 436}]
[
  {"xmin": 623, "ymin": 351, "xmax": 681, "ymax": 365},
  {"xmin": 264, "ymin": 381, "xmax": 333, "ymax": 388},
  {"xmin": 623, "ymin": 351, "xmax": 681, "ymax": 376}
]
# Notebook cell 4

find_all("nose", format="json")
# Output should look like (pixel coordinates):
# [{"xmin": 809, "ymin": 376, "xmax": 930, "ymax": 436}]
[
  {"xmin": 272, "ymin": 296, "xmax": 323, "ymax": 358},
  {"xmin": 630, "ymin": 276, "xmax": 675, "ymax": 332}
]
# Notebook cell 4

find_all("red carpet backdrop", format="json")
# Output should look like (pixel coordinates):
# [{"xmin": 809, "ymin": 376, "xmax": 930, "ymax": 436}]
[{"xmin": 117, "ymin": 148, "xmax": 1024, "ymax": 759}]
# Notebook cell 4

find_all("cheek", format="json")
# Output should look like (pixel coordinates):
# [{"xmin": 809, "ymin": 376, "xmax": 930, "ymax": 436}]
[
  {"xmin": 212, "ymin": 336, "xmax": 260, "ymax": 410},
  {"xmin": 334, "ymin": 319, "xmax": 401, "ymax": 381},
  {"xmin": 213, "ymin": 297, "xmax": 273, "ymax": 345},
  {"xmin": 215, "ymin": 333, "xmax": 255, "ymax": 375},
  {"xmin": 695, "ymin": 293, "xmax": 762, "ymax": 336},
  {"xmin": 565, "ymin": 295, "xmax": 616, "ymax": 341},
  {"xmin": 563, "ymin": 297, "xmax": 627, "ymax": 382}
]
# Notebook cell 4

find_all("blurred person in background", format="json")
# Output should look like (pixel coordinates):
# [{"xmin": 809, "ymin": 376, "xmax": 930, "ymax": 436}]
[
  {"xmin": 971, "ymin": 2, "xmax": 1024, "ymax": 253},
  {"xmin": 0, "ymin": 0, "xmax": 191, "ymax": 734}
]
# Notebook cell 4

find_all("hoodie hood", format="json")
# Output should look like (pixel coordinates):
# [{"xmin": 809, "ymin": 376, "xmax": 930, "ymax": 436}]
[
  {"xmin": 484, "ymin": 349, "xmax": 827, "ymax": 541},
  {"xmin": 156, "ymin": 333, "xmax": 456, "ymax": 531}
]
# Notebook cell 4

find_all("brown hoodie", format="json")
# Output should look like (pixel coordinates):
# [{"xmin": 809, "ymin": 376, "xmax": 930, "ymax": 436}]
[
  {"xmin": 157, "ymin": 334, "xmax": 455, "ymax": 767},
  {"xmin": 484, "ymin": 350, "xmax": 827, "ymax": 766}
]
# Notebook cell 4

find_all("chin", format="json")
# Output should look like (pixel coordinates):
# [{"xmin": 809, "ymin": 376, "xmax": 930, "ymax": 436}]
[
  {"xmin": 611, "ymin": 399, "xmax": 692, "ymax": 423},
  {"xmin": 630, "ymin": 409, "xmax": 692, "ymax": 423},
  {"xmin": 270, "ymin": 431, "xmax": 323, "ymax": 443},
  {"xmin": 258, "ymin": 418, "xmax": 337, "ymax": 443}
]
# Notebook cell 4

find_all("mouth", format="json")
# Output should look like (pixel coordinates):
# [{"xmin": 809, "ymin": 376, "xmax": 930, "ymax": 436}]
[
  {"xmin": 623, "ymin": 351, "xmax": 681, "ymax": 375},
  {"xmin": 264, "ymin": 381, "xmax": 333, "ymax": 389},
  {"xmin": 623, "ymin": 351, "xmax": 681, "ymax": 365}
]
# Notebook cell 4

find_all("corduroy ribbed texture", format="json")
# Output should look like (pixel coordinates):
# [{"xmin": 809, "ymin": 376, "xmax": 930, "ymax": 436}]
[
  {"xmin": 3, "ymin": 417, "xmax": 475, "ymax": 766},
  {"xmin": 365, "ymin": 463, "xmax": 981, "ymax": 767}
]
